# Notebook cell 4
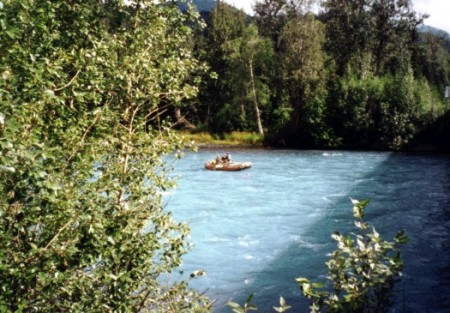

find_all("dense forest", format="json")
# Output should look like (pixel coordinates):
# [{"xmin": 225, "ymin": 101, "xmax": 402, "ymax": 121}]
[{"xmin": 178, "ymin": 0, "xmax": 450, "ymax": 150}]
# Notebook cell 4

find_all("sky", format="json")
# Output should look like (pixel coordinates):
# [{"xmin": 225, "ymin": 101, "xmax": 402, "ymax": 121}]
[{"xmin": 222, "ymin": 0, "xmax": 450, "ymax": 34}]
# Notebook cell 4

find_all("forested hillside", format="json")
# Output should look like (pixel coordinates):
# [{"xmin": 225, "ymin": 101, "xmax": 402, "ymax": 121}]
[{"xmin": 181, "ymin": 0, "xmax": 450, "ymax": 150}]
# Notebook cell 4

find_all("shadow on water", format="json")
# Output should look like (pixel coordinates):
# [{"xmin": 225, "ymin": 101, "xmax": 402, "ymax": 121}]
[{"xmin": 214, "ymin": 152, "xmax": 450, "ymax": 313}]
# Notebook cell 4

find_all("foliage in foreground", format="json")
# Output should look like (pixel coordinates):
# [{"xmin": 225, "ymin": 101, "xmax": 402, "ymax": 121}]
[
  {"xmin": 0, "ymin": 0, "xmax": 209, "ymax": 312},
  {"xmin": 228, "ymin": 199, "xmax": 408, "ymax": 313},
  {"xmin": 298, "ymin": 199, "xmax": 408, "ymax": 312}
]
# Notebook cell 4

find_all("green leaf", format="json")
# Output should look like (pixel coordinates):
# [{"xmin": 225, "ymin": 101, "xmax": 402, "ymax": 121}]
[
  {"xmin": 245, "ymin": 294, "xmax": 254, "ymax": 304},
  {"xmin": 5, "ymin": 28, "xmax": 19, "ymax": 39},
  {"xmin": 0, "ymin": 166, "xmax": 15, "ymax": 173},
  {"xmin": 227, "ymin": 302, "xmax": 241, "ymax": 309},
  {"xmin": 107, "ymin": 274, "xmax": 118, "ymax": 281},
  {"xmin": 296, "ymin": 277, "xmax": 310, "ymax": 284},
  {"xmin": 312, "ymin": 282, "xmax": 325, "ymax": 289}
]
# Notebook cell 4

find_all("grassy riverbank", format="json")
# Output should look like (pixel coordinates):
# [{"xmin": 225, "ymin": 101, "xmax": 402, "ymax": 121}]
[{"xmin": 179, "ymin": 131, "xmax": 264, "ymax": 147}]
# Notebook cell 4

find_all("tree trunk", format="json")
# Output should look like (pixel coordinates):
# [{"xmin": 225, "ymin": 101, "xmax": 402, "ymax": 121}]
[{"xmin": 248, "ymin": 58, "xmax": 264, "ymax": 136}]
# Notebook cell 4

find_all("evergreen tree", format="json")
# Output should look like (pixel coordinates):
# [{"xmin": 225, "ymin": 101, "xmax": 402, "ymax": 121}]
[
  {"xmin": 413, "ymin": 30, "xmax": 450, "ymax": 90},
  {"xmin": 195, "ymin": 0, "xmax": 247, "ymax": 132},
  {"xmin": 278, "ymin": 13, "xmax": 330, "ymax": 146}
]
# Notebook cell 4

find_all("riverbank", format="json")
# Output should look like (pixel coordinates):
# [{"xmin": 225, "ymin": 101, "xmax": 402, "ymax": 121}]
[
  {"xmin": 178, "ymin": 122, "xmax": 450, "ymax": 153},
  {"xmin": 179, "ymin": 131, "xmax": 264, "ymax": 148}
]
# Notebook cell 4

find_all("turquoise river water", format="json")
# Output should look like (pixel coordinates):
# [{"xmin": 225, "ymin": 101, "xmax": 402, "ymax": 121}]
[{"xmin": 164, "ymin": 149, "xmax": 450, "ymax": 312}]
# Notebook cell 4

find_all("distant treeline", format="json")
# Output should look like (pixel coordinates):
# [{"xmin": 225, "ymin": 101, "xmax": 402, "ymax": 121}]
[{"xmin": 178, "ymin": 0, "xmax": 450, "ymax": 150}]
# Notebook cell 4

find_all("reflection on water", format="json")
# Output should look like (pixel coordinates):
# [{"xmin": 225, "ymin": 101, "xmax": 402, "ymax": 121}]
[{"xmin": 165, "ymin": 149, "xmax": 450, "ymax": 312}]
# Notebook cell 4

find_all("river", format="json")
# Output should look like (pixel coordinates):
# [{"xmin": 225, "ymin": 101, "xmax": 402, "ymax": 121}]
[{"xmin": 164, "ymin": 148, "xmax": 450, "ymax": 312}]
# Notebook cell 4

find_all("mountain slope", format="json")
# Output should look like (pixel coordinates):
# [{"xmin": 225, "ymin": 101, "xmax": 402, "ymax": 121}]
[{"xmin": 179, "ymin": 0, "xmax": 216, "ymax": 12}]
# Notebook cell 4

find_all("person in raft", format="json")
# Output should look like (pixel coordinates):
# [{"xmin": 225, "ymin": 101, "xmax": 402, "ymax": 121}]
[
  {"xmin": 212, "ymin": 153, "xmax": 231, "ymax": 165},
  {"xmin": 222, "ymin": 152, "xmax": 231, "ymax": 164}
]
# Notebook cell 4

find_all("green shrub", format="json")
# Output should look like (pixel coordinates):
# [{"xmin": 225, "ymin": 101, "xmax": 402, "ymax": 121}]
[
  {"xmin": 298, "ymin": 199, "xmax": 408, "ymax": 313},
  {"xmin": 327, "ymin": 72, "xmax": 444, "ymax": 149}
]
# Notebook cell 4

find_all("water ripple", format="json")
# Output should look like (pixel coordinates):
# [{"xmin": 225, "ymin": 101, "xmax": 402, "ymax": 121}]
[{"xmin": 167, "ymin": 150, "xmax": 450, "ymax": 312}]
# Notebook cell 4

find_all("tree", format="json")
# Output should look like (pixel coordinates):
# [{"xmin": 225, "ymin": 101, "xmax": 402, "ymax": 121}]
[
  {"xmin": 278, "ymin": 13, "xmax": 330, "ymax": 146},
  {"xmin": 413, "ymin": 30, "xmax": 450, "ymax": 90},
  {"xmin": 195, "ymin": 0, "xmax": 247, "ymax": 132},
  {"xmin": 0, "ymin": 0, "xmax": 209, "ymax": 311},
  {"xmin": 225, "ymin": 24, "xmax": 275, "ymax": 135},
  {"xmin": 321, "ymin": 0, "xmax": 435, "ymax": 149},
  {"xmin": 321, "ymin": 0, "xmax": 373, "ymax": 77},
  {"xmin": 321, "ymin": 0, "xmax": 424, "ymax": 77},
  {"xmin": 208, "ymin": 0, "xmax": 247, "ymax": 50},
  {"xmin": 254, "ymin": 0, "xmax": 288, "ymax": 44},
  {"xmin": 370, "ymin": 0, "xmax": 423, "ymax": 75},
  {"xmin": 254, "ymin": 0, "xmax": 289, "ymax": 133},
  {"xmin": 254, "ymin": 0, "xmax": 330, "ymax": 145}
]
